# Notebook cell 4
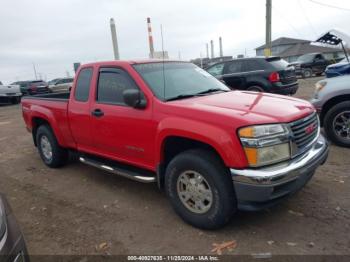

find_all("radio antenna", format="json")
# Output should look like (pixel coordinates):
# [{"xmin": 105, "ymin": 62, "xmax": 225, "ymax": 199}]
[{"xmin": 161, "ymin": 24, "xmax": 166, "ymax": 100}]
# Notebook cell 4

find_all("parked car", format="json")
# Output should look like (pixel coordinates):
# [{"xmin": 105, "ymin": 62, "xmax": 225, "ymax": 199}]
[
  {"xmin": 0, "ymin": 193, "xmax": 29, "ymax": 261},
  {"xmin": 206, "ymin": 57, "xmax": 298, "ymax": 95},
  {"xmin": 11, "ymin": 80, "xmax": 50, "ymax": 96},
  {"xmin": 289, "ymin": 53, "xmax": 335, "ymax": 78},
  {"xmin": 0, "ymin": 81, "xmax": 22, "ymax": 104},
  {"xmin": 21, "ymin": 60, "xmax": 328, "ymax": 229},
  {"xmin": 325, "ymin": 57, "xmax": 350, "ymax": 78},
  {"xmin": 48, "ymin": 77, "xmax": 74, "ymax": 93},
  {"xmin": 311, "ymin": 75, "xmax": 350, "ymax": 147}
]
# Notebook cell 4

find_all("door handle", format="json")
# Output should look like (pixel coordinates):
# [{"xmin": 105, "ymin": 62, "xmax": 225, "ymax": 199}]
[{"xmin": 91, "ymin": 109, "xmax": 104, "ymax": 117}]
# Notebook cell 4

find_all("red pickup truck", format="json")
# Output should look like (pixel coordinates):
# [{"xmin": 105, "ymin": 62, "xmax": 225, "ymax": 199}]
[{"xmin": 22, "ymin": 60, "xmax": 329, "ymax": 229}]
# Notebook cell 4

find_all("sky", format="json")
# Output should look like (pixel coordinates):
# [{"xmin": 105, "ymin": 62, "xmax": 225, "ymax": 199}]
[{"xmin": 0, "ymin": 0, "xmax": 350, "ymax": 84}]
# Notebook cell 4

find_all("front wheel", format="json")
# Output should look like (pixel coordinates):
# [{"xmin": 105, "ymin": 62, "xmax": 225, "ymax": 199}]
[
  {"xmin": 165, "ymin": 149, "xmax": 236, "ymax": 229},
  {"xmin": 324, "ymin": 101, "xmax": 350, "ymax": 148},
  {"xmin": 302, "ymin": 68, "xmax": 313, "ymax": 78}
]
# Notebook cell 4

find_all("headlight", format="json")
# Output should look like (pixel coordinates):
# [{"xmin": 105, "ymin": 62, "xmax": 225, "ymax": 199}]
[
  {"xmin": 0, "ymin": 200, "xmax": 6, "ymax": 240},
  {"xmin": 315, "ymin": 81, "xmax": 327, "ymax": 93},
  {"xmin": 314, "ymin": 81, "xmax": 327, "ymax": 99},
  {"xmin": 239, "ymin": 124, "xmax": 291, "ymax": 167}
]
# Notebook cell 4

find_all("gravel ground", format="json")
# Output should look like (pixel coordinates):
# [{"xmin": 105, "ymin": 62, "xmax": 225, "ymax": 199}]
[{"xmin": 0, "ymin": 76, "xmax": 349, "ymax": 256}]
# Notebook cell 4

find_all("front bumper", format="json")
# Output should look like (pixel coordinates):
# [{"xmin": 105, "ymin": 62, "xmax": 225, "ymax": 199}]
[
  {"xmin": 0, "ymin": 195, "xmax": 29, "ymax": 261},
  {"xmin": 230, "ymin": 134, "xmax": 329, "ymax": 211},
  {"xmin": 0, "ymin": 93, "xmax": 22, "ymax": 103}
]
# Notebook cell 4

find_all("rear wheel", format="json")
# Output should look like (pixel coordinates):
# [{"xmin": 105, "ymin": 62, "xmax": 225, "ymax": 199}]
[
  {"xmin": 247, "ymin": 85, "xmax": 264, "ymax": 92},
  {"xmin": 302, "ymin": 68, "xmax": 313, "ymax": 78},
  {"xmin": 165, "ymin": 149, "xmax": 236, "ymax": 229},
  {"xmin": 36, "ymin": 125, "xmax": 68, "ymax": 167},
  {"xmin": 324, "ymin": 101, "xmax": 350, "ymax": 148}
]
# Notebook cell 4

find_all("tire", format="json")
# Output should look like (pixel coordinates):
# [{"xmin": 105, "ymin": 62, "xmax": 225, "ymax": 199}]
[
  {"xmin": 324, "ymin": 101, "xmax": 350, "ymax": 148},
  {"xmin": 247, "ymin": 85, "xmax": 264, "ymax": 92},
  {"xmin": 302, "ymin": 68, "xmax": 313, "ymax": 78},
  {"xmin": 36, "ymin": 125, "xmax": 68, "ymax": 167},
  {"xmin": 165, "ymin": 149, "xmax": 236, "ymax": 229}
]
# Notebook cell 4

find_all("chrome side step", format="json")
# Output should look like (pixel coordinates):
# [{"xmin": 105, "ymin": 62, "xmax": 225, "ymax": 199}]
[{"xmin": 79, "ymin": 156, "xmax": 156, "ymax": 183}]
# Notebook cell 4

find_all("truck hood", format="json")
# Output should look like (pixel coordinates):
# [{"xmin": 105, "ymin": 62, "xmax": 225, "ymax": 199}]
[
  {"xmin": 0, "ymin": 84, "xmax": 21, "ymax": 94},
  {"xmin": 171, "ymin": 91, "xmax": 315, "ymax": 124}
]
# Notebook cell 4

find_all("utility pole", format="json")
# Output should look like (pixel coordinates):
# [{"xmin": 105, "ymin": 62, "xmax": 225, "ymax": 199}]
[
  {"xmin": 110, "ymin": 18, "xmax": 120, "ymax": 60},
  {"xmin": 265, "ymin": 0, "xmax": 272, "ymax": 57}
]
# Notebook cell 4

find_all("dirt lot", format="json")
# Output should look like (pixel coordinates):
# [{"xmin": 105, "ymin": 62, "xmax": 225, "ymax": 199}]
[{"xmin": 0, "ymin": 76, "xmax": 349, "ymax": 256}]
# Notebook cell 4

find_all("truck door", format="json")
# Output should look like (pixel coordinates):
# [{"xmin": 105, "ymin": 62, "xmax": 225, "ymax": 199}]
[
  {"xmin": 90, "ymin": 67, "xmax": 155, "ymax": 170},
  {"xmin": 313, "ymin": 54, "xmax": 326, "ymax": 74},
  {"xmin": 68, "ymin": 67, "xmax": 95, "ymax": 152}
]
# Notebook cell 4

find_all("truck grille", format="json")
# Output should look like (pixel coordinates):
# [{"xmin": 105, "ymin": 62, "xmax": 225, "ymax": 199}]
[{"xmin": 289, "ymin": 113, "xmax": 319, "ymax": 156}]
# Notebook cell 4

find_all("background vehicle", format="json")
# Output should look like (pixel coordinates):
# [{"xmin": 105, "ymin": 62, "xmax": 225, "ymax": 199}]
[
  {"xmin": 325, "ymin": 58, "xmax": 350, "ymax": 78},
  {"xmin": 311, "ymin": 75, "xmax": 350, "ymax": 147},
  {"xmin": 289, "ymin": 53, "xmax": 336, "ymax": 78},
  {"xmin": 206, "ymin": 57, "xmax": 298, "ymax": 95},
  {"xmin": 11, "ymin": 80, "xmax": 50, "ymax": 96},
  {"xmin": 48, "ymin": 77, "xmax": 74, "ymax": 93},
  {"xmin": 0, "ymin": 193, "xmax": 29, "ymax": 260},
  {"xmin": 21, "ymin": 60, "xmax": 328, "ymax": 229},
  {"xmin": 0, "ymin": 81, "xmax": 22, "ymax": 104}
]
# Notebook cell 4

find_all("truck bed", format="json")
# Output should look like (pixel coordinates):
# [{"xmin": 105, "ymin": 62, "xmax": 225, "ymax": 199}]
[
  {"xmin": 22, "ymin": 92, "xmax": 70, "ymax": 101},
  {"xmin": 21, "ymin": 92, "xmax": 75, "ymax": 148}
]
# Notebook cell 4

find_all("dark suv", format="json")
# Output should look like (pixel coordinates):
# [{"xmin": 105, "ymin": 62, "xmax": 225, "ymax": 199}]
[
  {"xmin": 206, "ymin": 57, "xmax": 298, "ymax": 95},
  {"xmin": 11, "ymin": 80, "xmax": 50, "ymax": 96}
]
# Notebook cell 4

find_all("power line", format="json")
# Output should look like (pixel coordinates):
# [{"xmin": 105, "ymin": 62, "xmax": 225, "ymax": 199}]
[
  {"xmin": 308, "ymin": 0, "xmax": 350, "ymax": 11},
  {"xmin": 272, "ymin": 6, "xmax": 303, "ymax": 38},
  {"xmin": 297, "ymin": 0, "xmax": 318, "ymax": 38}
]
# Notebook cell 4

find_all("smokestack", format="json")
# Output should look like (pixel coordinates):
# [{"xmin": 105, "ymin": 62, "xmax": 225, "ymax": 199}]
[
  {"xmin": 147, "ymin": 17, "xmax": 155, "ymax": 58},
  {"xmin": 219, "ymin": 37, "xmax": 223, "ymax": 57},
  {"xmin": 210, "ymin": 40, "xmax": 214, "ymax": 58},
  {"xmin": 110, "ymin": 18, "xmax": 120, "ymax": 60},
  {"xmin": 206, "ymin": 43, "xmax": 209, "ymax": 58}
]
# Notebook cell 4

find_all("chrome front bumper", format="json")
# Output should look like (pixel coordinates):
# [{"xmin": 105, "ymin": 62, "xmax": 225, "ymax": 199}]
[{"xmin": 230, "ymin": 134, "xmax": 329, "ymax": 211}]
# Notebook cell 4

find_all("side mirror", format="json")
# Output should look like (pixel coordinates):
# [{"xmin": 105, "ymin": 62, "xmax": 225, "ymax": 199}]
[{"xmin": 123, "ymin": 89, "xmax": 146, "ymax": 109}]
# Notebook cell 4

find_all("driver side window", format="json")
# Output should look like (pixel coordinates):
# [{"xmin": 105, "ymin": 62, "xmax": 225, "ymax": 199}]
[
  {"xmin": 207, "ymin": 63, "xmax": 224, "ymax": 77},
  {"xmin": 97, "ymin": 68, "xmax": 139, "ymax": 105}
]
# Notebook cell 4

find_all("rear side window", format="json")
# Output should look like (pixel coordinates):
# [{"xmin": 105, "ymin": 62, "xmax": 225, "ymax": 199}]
[
  {"xmin": 225, "ymin": 61, "xmax": 244, "ymax": 74},
  {"xmin": 244, "ymin": 60, "xmax": 265, "ymax": 71},
  {"xmin": 75, "ymin": 68, "xmax": 93, "ymax": 102},
  {"xmin": 268, "ymin": 59, "xmax": 289, "ymax": 70},
  {"xmin": 97, "ymin": 68, "xmax": 138, "ymax": 105}
]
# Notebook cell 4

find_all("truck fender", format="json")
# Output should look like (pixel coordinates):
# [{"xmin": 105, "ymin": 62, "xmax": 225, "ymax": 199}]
[
  {"xmin": 30, "ymin": 105, "xmax": 68, "ymax": 147},
  {"xmin": 155, "ymin": 117, "xmax": 246, "ymax": 169}
]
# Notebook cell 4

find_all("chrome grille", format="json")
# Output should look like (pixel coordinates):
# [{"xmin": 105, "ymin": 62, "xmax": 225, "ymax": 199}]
[{"xmin": 289, "ymin": 113, "xmax": 319, "ymax": 156}]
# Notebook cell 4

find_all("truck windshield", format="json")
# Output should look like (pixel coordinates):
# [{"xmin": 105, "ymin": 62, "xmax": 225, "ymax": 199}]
[
  {"xmin": 297, "ymin": 54, "xmax": 315, "ymax": 63},
  {"xmin": 133, "ymin": 62, "xmax": 230, "ymax": 101}
]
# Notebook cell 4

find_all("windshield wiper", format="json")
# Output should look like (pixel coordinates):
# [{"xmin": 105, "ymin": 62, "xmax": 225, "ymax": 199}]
[
  {"xmin": 166, "ymin": 89, "xmax": 228, "ymax": 101},
  {"xmin": 195, "ymin": 88, "xmax": 228, "ymax": 95},
  {"xmin": 166, "ymin": 94, "xmax": 198, "ymax": 101}
]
